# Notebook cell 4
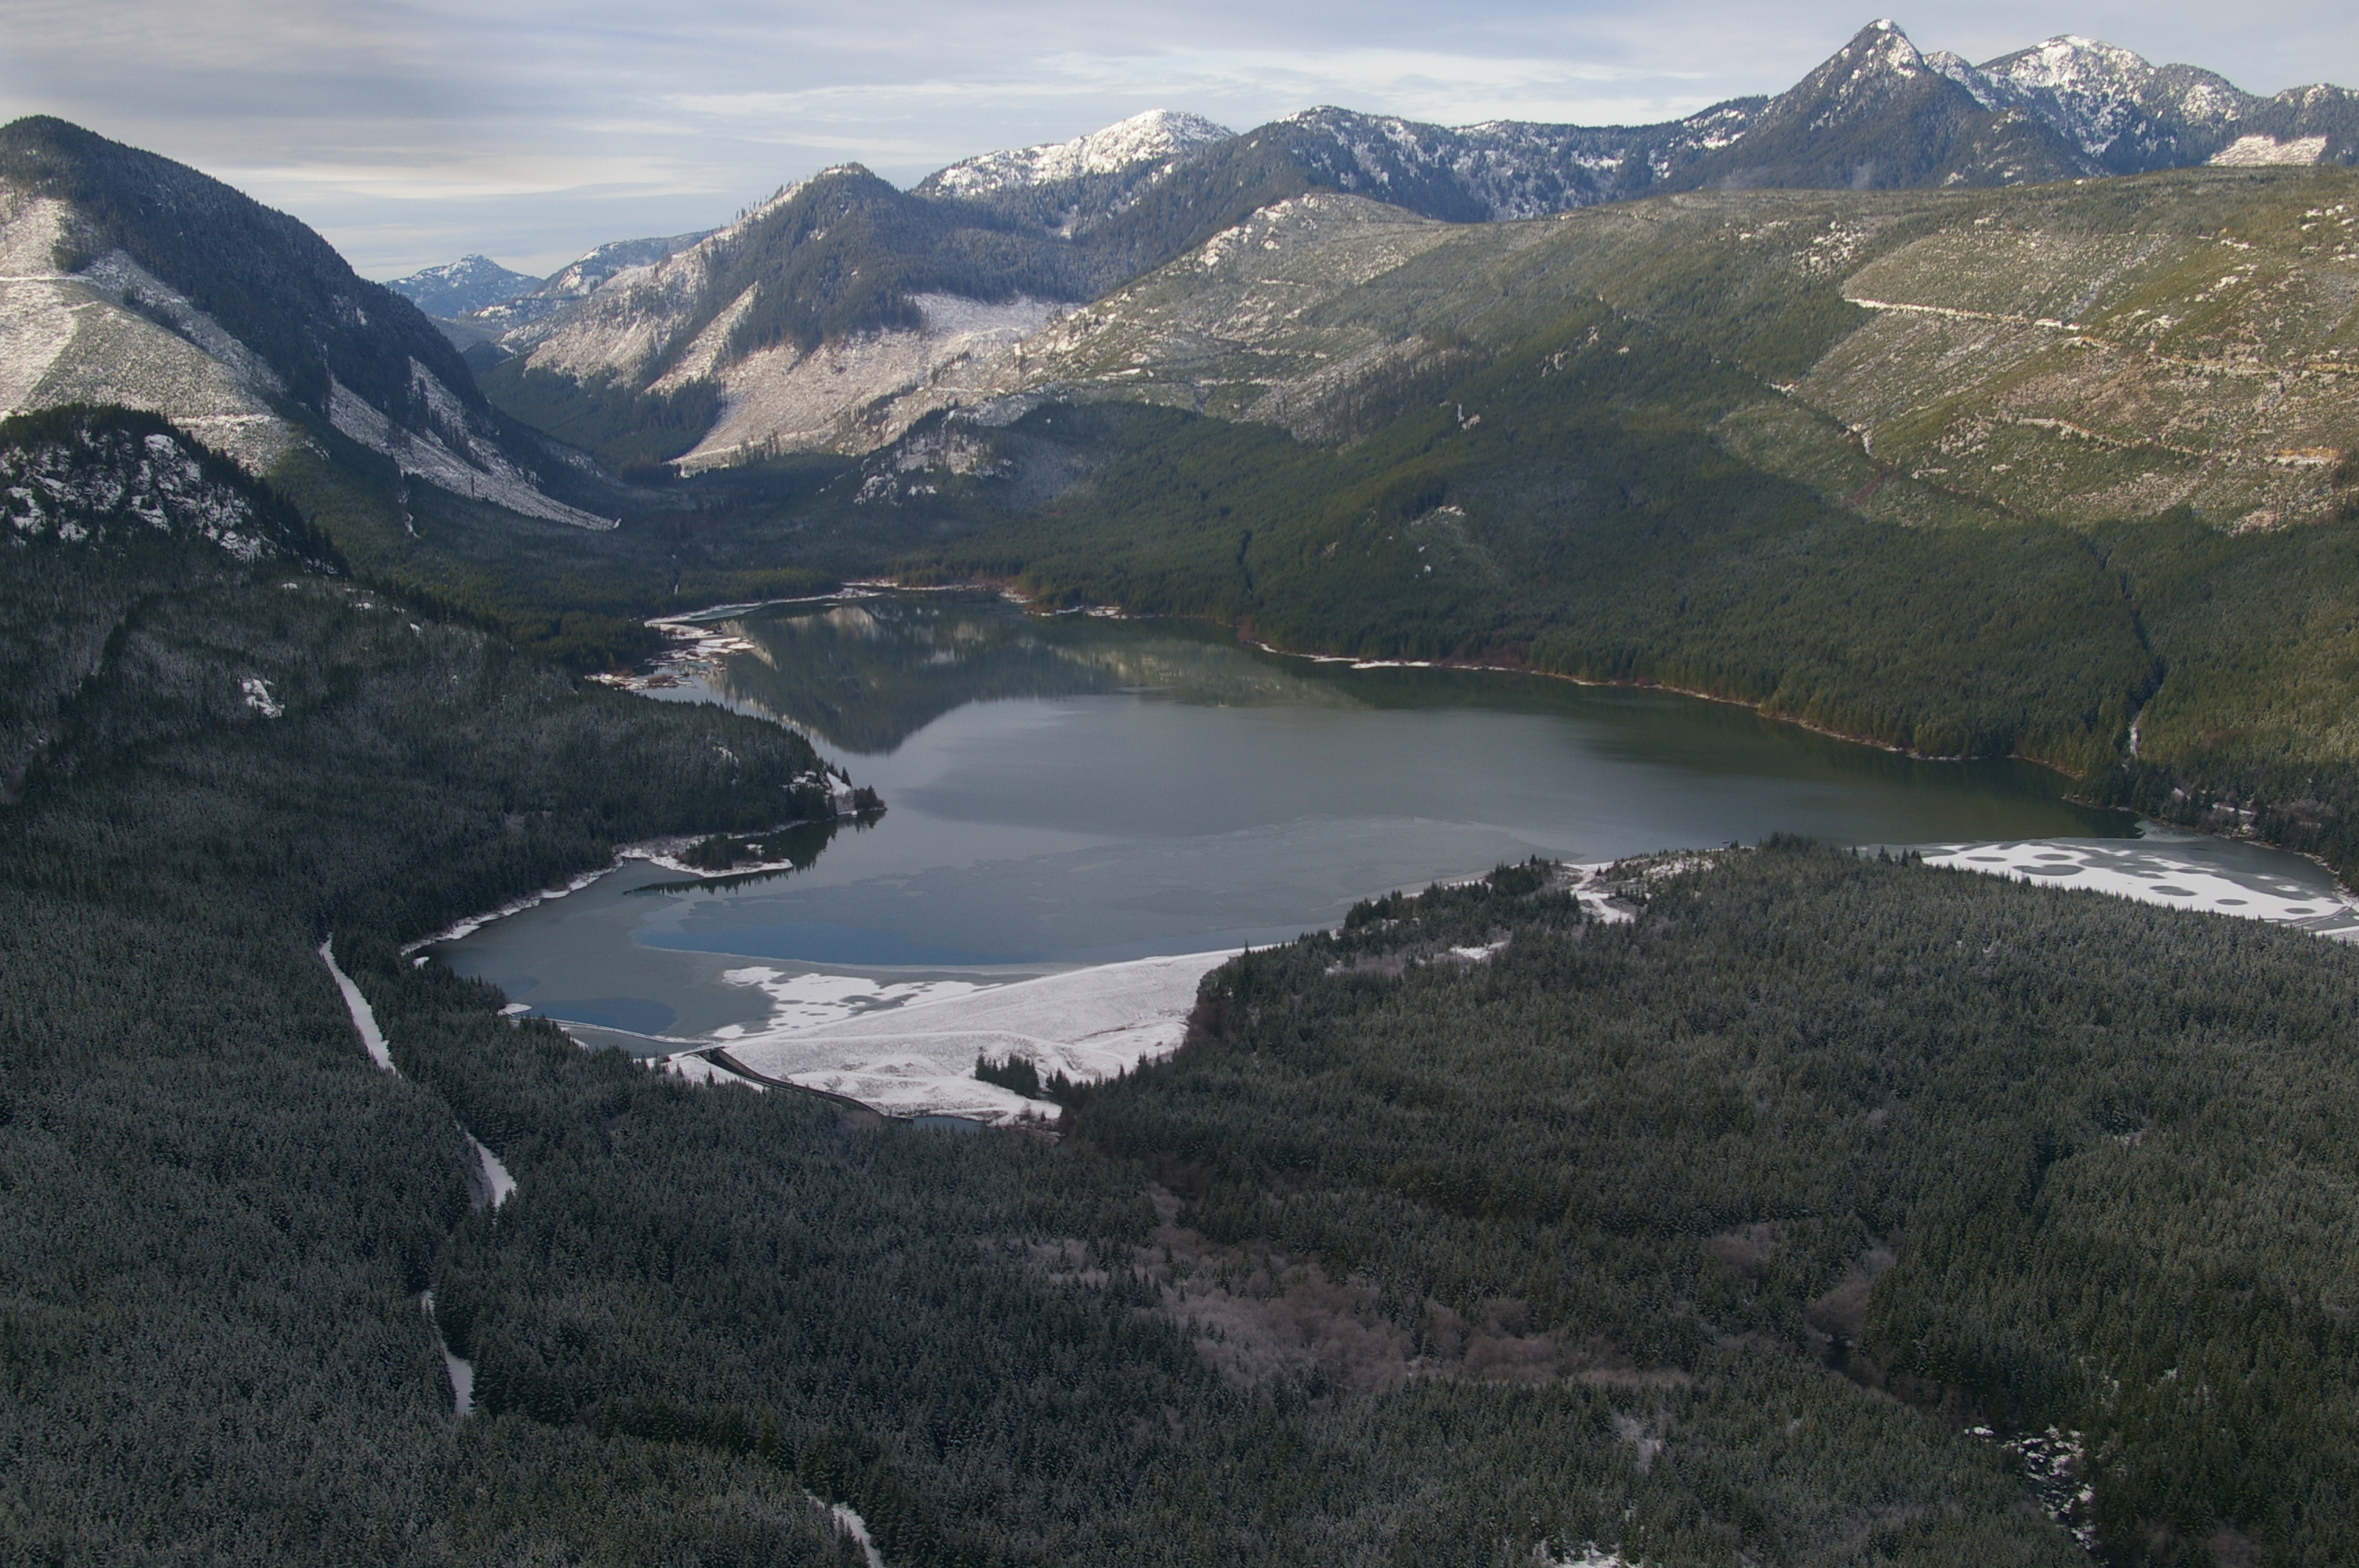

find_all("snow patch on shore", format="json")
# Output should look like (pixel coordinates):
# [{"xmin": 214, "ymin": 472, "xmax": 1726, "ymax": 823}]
[
  {"xmin": 402, "ymin": 864, "xmax": 616, "ymax": 952},
  {"xmin": 717, "ymin": 969, "xmax": 993, "ymax": 1032},
  {"xmin": 666, "ymin": 949, "xmax": 1234, "ymax": 1124}
]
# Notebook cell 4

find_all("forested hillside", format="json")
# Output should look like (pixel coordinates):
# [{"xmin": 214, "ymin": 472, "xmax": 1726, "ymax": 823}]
[{"xmin": 0, "ymin": 408, "xmax": 867, "ymax": 1561}]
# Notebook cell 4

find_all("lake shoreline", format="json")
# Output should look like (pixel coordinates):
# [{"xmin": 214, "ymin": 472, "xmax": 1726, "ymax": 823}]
[
  {"xmin": 883, "ymin": 577, "xmax": 2339, "ymax": 895},
  {"xmin": 397, "ymin": 803, "xmax": 877, "ymax": 956}
]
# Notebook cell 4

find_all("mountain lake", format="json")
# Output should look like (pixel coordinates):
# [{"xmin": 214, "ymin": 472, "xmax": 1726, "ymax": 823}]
[{"xmin": 431, "ymin": 593, "xmax": 2359, "ymax": 1120}]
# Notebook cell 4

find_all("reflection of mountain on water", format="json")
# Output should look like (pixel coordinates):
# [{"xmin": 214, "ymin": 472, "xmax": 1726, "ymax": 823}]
[{"xmin": 707, "ymin": 595, "xmax": 1358, "ymax": 753}]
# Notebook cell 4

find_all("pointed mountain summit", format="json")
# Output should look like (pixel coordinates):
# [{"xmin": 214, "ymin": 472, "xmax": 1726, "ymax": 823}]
[
  {"xmin": 383, "ymin": 253, "xmax": 540, "ymax": 318},
  {"xmin": 1671, "ymin": 20, "xmax": 2084, "ymax": 191}
]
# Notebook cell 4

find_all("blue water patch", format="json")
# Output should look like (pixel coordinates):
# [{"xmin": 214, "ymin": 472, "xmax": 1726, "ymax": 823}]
[
  {"xmin": 638, "ymin": 921, "xmax": 1027, "ymax": 967},
  {"xmin": 910, "ymin": 1114, "xmax": 984, "ymax": 1133},
  {"xmin": 529, "ymin": 996, "xmax": 679, "ymax": 1033}
]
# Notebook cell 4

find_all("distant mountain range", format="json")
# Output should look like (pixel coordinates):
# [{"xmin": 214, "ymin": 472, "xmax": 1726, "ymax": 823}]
[
  {"xmin": 423, "ymin": 20, "xmax": 2359, "ymax": 472},
  {"xmin": 8, "ymin": 16, "xmax": 2359, "ymax": 521}
]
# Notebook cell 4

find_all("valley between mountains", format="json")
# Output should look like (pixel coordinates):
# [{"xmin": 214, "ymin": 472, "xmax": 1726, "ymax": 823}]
[{"xmin": 14, "ymin": 14, "xmax": 2359, "ymax": 1567}]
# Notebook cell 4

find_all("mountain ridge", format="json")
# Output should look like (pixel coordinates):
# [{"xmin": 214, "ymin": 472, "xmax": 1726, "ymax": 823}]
[
  {"xmin": 0, "ymin": 116, "xmax": 615, "ymax": 528},
  {"xmin": 466, "ymin": 20, "xmax": 2359, "ymax": 474},
  {"xmin": 914, "ymin": 108, "xmax": 1234, "ymax": 201}
]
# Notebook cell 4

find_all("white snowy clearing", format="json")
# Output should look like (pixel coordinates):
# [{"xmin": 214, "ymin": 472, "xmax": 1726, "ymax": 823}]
[
  {"xmin": 665, "ymin": 949, "xmax": 1238, "ymax": 1124},
  {"xmin": 239, "ymin": 677, "xmax": 283, "ymax": 718},
  {"xmin": 0, "ymin": 194, "xmax": 303, "ymax": 474},
  {"xmin": 820, "ymin": 1501, "xmax": 884, "ymax": 1568},
  {"xmin": 1543, "ymin": 1548, "xmax": 1633, "ymax": 1568},
  {"xmin": 2208, "ymin": 135, "xmax": 2329, "ymax": 167},
  {"xmin": 467, "ymin": 1134, "xmax": 517, "ymax": 1209},
  {"xmin": 667, "ymin": 292, "xmax": 1067, "ymax": 470},
  {"xmin": 1917, "ymin": 836, "xmax": 2359, "ymax": 937},
  {"xmin": 325, "ymin": 373, "xmax": 614, "ymax": 530}
]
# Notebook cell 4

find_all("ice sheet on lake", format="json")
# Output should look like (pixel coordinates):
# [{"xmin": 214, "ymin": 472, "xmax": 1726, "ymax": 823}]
[
  {"xmin": 1917, "ymin": 835, "xmax": 2359, "ymax": 938},
  {"xmin": 712, "ymin": 968, "xmax": 991, "ymax": 1033},
  {"xmin": 678, "ymin": 949, "xmax": 1238, "ymax": 1124}
]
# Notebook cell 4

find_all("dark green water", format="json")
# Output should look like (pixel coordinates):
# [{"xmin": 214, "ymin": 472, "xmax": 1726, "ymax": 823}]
[{"xmin": 439, "ymin": 593, "xmax": 2139, "ymax": 1041}]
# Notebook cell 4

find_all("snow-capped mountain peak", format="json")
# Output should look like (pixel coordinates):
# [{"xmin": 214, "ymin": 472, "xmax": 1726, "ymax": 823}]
[
  {"xmin": 383, "ymin": 253, "xmax": 540, "ymax": 317},
  {"xmin": 1941, "ymin": 33, "xmax": 2267, "ymax": 165},
  {"xmin": 924, "ymin": 110, "xmax": 1234, "ymax": 198},
  {"xmin": 1847, "ymin": 19, "xmax": 1930, "ymax": 78},
  {"xmin": 1765, "ymin": 19, "xmax": 1939, "ymax": 132}
]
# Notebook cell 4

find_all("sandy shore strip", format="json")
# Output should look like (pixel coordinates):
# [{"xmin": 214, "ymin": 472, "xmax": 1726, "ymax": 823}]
[{"xmin": 660, "ymin": 949, "xmax": 1239, "ymax": 1125}]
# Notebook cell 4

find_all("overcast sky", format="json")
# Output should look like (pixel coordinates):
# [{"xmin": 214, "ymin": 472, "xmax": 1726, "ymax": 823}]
[{"xmin": 5, "ymin": 1, "xmax": 2357, "ymax": 280}]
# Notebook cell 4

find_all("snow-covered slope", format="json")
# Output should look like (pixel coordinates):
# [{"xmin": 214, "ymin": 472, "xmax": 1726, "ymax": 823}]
[
  {"xmin": 0, "ymin": 118, "xmax": 612, "ymax": 527},
  {"xmin": 1933, "ymin": 32, "xmax": 2357, "ymax": 172},
  {"xmin": 666, "ymin": 292, "xmax": 1065, "ymax": 470},
  {"xmin": 0, "ymin": 191, "xmax": 296, "ymax": 473},
  {"xmin": 921, "ymin": 110, "xmax": 1233, "ymax": 198}
]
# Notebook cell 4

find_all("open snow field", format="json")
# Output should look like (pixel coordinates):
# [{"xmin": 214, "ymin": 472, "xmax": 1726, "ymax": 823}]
[{"xmin": 1915, "ymin": 831, "xmax": 2359, "ymax": 938}]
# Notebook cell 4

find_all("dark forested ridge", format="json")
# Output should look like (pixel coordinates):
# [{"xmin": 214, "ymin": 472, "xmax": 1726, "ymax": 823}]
[{"xmin": 0, "ymin": 408, "xmax": 870, "ymax": 1562}]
